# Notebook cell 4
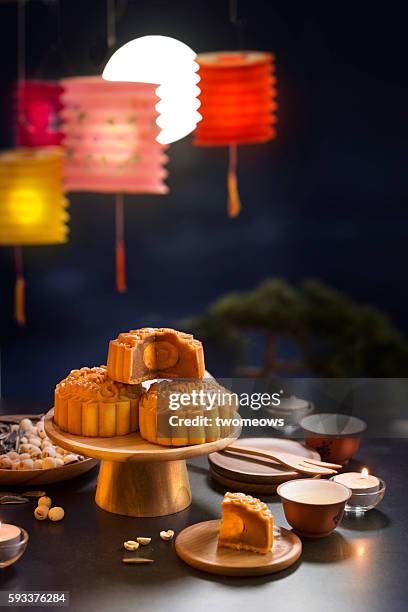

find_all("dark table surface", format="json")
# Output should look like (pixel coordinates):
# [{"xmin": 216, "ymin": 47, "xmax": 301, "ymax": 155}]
[{"xmin": 0, "ymin": 400, "xmax": 407, "ymax": 612}]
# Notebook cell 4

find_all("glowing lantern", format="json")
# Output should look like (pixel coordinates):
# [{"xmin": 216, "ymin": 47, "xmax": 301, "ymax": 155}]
[
  {"xmin": 60, "ymin": 76, "xmax": 168, "ymax": 291},
  {"xmin": 15, "ymin": 80, "xmax": 63, "ymax": 147},
  {"xmin": 194, "ymin": 51, "xmax": 277, "ymax": 217},
  {"xmin": 0, "ymin": 147, "xmax": 69, "ymax": 325},
  {"xmin": 103, "ymin": 35, "xmax": 201, "ymax": 145}
]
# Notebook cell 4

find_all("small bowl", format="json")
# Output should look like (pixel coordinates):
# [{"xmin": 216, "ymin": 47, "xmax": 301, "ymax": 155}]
[
  {"xmin": 0, "ymin": 528, "xmax": 29, "ymax": 568},
  {"xmin": 262, "ymin": 395, "xmax": 315, "ymax": 435},
  {"xmin": 277, "ymin": 479, "xmax": 351, "ymax": 538},
  {"xmin": 301, "ymin": 413, "xmax": 367, "ymax": 464}
]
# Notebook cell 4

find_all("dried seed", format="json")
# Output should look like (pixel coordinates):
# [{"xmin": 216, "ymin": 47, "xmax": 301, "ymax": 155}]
[
  {"xmin": 123, "ymin": 540, "xmax": 139, "ymax": 551},
  {"xmin": 136, "ymin": 537, "xmax": 151, "ymax": 545},
  {"xmin": 122, "ymin": 558, "xmax": 154, "ymax": 564},
  {"xmin": 160, "ymin": 530, "xmax": 174, "ymax": 541},
  {"xmin": 24, "ymin": 490, "xmax": 46, "ymax": 498}
]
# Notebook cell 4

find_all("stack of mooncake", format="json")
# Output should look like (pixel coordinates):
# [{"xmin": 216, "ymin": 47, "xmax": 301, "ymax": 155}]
[{"xmin": 54, "ymin": 328, "xmax": 238, "ymax": 446}]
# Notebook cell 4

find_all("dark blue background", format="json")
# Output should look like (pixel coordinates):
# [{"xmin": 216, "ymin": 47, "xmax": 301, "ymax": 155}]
[{"xmin": 0, "ymin": 0, "xmax": 407, "ymax": 401}]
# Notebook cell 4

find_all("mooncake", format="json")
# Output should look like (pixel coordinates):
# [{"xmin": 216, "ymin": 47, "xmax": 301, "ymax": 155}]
[
  {"xmin": 54, "ymin": 366, "xmax": 143, "ymax": 437},
  {"xmin": 107, "ymin": 328, "xmax": 205, "ymax": 384},
  {"xmin": 218, "ymin": 492, "xmax": 274, "ymax": 554},
  {"xmin": 138, "ymin": 379, "xmax": 239, "ymax": 446}
]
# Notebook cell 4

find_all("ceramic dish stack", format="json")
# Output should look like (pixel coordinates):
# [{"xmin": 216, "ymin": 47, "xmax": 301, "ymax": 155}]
[{"xmin": 208, "ymin": 437, "xmax": 322, "ymax": 495}]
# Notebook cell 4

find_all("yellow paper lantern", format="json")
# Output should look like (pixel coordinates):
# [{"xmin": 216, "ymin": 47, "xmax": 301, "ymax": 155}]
[{"xmin": 0, "ymin": 147, "xmax": 69, "ymax": 324}]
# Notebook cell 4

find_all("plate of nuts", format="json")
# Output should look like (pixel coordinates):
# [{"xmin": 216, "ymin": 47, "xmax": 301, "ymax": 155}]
[{"xmin": 0, "ymin": 414, "xmax": 98, "ymax": 485}]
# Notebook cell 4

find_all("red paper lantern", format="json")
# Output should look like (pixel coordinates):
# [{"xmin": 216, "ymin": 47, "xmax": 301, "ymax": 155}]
[
  {"xmin": 194, "ymin": 51, "xmax": 277, "ymax": 217},
  {"xmin": 15, "ymin": 80, "xmax": 63, "ymax": 147}
]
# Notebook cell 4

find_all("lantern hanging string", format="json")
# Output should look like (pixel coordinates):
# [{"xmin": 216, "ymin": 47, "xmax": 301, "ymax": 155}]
[
  {"xmin": 115, "ymin": 193, "xmax": 127, "ymax": 293},
  {"xmin": 227, "ymin": 144, "xmax": 242, "ymax": 218},
  {"xmin": 15, "ymin": 0, "xmax": 27, "ymax": 325},
  {"xmin": 17, "ymin": 0, "xmax": 27, "ymax": 128},
  {"xmin": 14, "ymin": 246, "xmax": 26, "ymax": 326},
  {"xmin": 106, "ymin": 0, "xmax": 127, "ymax": 293},
  {"xmin": 107, "ymin": 0, "xmax": 116, "ymax": 49}
]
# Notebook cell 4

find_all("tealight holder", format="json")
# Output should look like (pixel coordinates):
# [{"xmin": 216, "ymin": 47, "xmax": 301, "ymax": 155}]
[
  {"xmin": 330, "ymin": 476, "xmax": 386, "ymax": 515},
  {"xmin": 0, "ymin": 529, "xmax": 29, "ymax": 568}
]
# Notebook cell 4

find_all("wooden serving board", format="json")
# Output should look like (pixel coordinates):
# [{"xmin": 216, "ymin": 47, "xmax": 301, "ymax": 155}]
[
  {"xmin": 175, "ymin": 520, "xmax": 302, "ymax": 577},
  {"xmin": 208, "ymin": 437, "xmax": 321, "ymax": 484},
  {"xmin": 45, "ymin": 410, "xmax": 239, "ymax": 517},
  {"xmin": 45, "ymin": 410, "xmax": 237, "ymax": 463}
]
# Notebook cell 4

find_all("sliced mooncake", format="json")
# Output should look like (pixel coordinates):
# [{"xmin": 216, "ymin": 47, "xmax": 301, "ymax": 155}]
[{"xmin": 218, "ymin": 492, "xmax": 274, "ymax": 554}]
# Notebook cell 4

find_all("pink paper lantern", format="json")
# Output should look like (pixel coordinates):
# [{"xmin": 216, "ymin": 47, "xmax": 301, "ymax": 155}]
[
  {"xmin": 15, "ymin": 80, "xmax": 64, "ymax": 147},
  {"xmin": 60, "ymin": 76, "xmax": 168, "ymax": 194}
]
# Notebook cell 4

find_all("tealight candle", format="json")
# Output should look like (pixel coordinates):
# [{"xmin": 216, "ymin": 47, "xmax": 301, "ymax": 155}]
[
  {"xmin": 332, "ymin": 468, "xmax": 385, "ymax": 513},
  {"xmin": 0, "ymin": 521, "xmax": 24, "ymax": 568},
  {"xmin": 0, "ymin": 522, "xmax": 21, "ymax": 546}
]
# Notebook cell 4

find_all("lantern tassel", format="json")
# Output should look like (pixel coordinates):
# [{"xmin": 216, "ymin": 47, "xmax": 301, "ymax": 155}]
[
  {"xmin": 14, "ymin": 246, "xmax": 26, "ymax": 326},
  {"xmin": 115, "ymin": 193, "xmax": 127, "ymax": 293},
  {"xmin": 227, "ymin": 144, "xmax": 241, "ymax": 218}
]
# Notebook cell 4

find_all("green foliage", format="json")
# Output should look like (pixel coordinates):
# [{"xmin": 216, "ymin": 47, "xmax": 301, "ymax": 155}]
[{"xmin": 181, "ymin": 279, "xmax": 408, "ymax": 377}]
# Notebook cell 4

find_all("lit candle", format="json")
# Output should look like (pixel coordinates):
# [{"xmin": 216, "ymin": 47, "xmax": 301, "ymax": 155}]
[
  {"xmin": 0, "ymin": 521, "xmax": 23, "ymax": 567},
  {"xmin": 0, "ymin": 522, "xmax": 21, "ymax": 546},
  {"xmin": 333, "ymin": 469, "xmax": 380, "ymax": 507}
]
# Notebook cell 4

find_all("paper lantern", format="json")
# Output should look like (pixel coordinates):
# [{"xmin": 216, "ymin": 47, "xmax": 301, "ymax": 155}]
[
  {"xmin": 15, "ymin": 80, "xmax": 64, "ymax": 147},
  {"xmin": 103, "ymin": 35, "xmax": 201, "ymax": 145},
  {"xmin": 194, "ymin": 51, "xmax": 277, "ymax": 217},
  {"xmin": 60, "ymin": 76, "xmax": 168, "ymax": 291},
  {"xmin": 0, "ymin": 147, "xmax": 69, "ymax": 325}
]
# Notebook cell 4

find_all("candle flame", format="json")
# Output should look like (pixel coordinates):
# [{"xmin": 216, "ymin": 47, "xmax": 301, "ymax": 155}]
[
  {"xmin": 361, "ymin": 468, "xmax": 369, "ymax": 477},
  {"xmin": 356, "ymin": 543, "xmax": 366, "ymax": 557}
]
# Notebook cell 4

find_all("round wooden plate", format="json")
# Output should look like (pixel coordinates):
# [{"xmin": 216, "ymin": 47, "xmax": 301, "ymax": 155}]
[
  {"xmin": 209, "ymin": 466, "xmax": 280, "ymax": 495},
  {"xmin": 45, "ymin": 410, "xmax": 238, "ymax": 463},
  {"xmin": 45, "ymin": 410, "xmax": 240, "ymax": 517},
  {"xmin": 208, "ymin": 437, "xmax": 321, "ymax": 484},
  {"xmin": 0, "ymin": 414, "xmax": 97, "ymax": 486},
  {"xmin": 175, "ymin": 520, "xmax": 302, "ymax": 577}
]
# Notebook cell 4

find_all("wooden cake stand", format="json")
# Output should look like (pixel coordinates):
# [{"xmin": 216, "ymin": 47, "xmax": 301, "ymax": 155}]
[{"xmin": 45, "ymin": 410, "xmax": 237, "ymax": 518}]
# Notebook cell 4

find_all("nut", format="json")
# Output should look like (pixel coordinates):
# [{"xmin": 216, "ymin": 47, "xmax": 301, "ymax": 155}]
[
  {"xmin": 136, "ymin": 537, "xmax": 151, "ymax": 545},
  {"xmin": 48, "ymin": 507, "xmax": 64, "ymax": 522},
  {"xmin": 42, "ymin": 447, "xmax": 56, "ymax": 458},
  {"xmin": 20, "ymin": 418, "xmax": 33, "ymax": 430},
  {"xmin": 34, "ymin": 505, "xmax": 49, "ymax": 520},
  {"xmin": 19, "ymin": 458, "xmax": 34, "ymax": 470},
  {"xmin": 42, "ymin": 457, "xmax": 57, "ymax": 470},
  {"xmin": 124, "ymin": 540, "xmax": 139, "ymax": 551},
  {"xmin": 63, "ymin": 454, "xmax": 78, "ymax": 464},
  {"xmin": 160, "ymin": 530, "xmax": 174, "ymax": 541},
  {"xmin": 38, "ymin": 496, "xmax": 52, "ymax": 508}
]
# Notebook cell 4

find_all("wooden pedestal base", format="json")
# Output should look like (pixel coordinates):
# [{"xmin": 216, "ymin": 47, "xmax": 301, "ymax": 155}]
[{"xmin": 95, "ymin": 459, "xmax": 192, "ymax": 517}]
